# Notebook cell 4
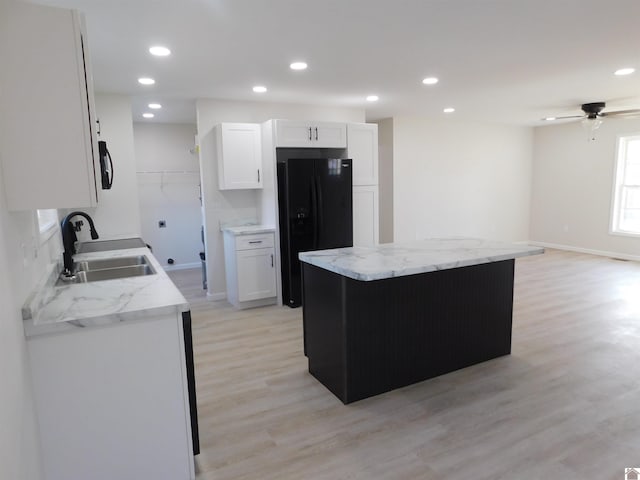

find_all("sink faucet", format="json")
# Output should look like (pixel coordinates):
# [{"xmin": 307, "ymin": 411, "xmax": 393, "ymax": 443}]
[{"xmin": 61, "ymin": 211, "xmax": 99, "ymax": 274}]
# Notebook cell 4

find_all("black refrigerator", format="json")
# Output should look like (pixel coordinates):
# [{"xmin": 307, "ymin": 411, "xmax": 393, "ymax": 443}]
[{"xmin": 277, "ymin": 157, "xmax": 353, "ymax": 307}]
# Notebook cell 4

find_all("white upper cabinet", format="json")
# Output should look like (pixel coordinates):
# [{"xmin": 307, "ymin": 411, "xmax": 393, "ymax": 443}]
[
  {"xmin": 216, "ymin": 123, "xmax": 263, "ymax": 190},
  {"xmin": 347, "ymin": 123, "xmax": 379, "ymax": 186},
  {"xmin": 0, "ymin": 3, "xmax": 99, "ymax": 211},
  {"xmin": 274, "ymin": 120, "xmax": 347, "ymax": 148}
]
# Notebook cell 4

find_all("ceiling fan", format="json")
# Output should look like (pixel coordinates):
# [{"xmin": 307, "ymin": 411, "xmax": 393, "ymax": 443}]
[
  {"xmin": 545, "ymin": 102, "xmax": 640, "ymax": 140},
  {"xmin": 550, "ymin": 102, "xmax": 640, "ymax": 121}
]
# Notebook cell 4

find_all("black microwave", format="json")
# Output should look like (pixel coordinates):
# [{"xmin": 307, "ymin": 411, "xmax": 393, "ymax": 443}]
[{"xmin": 98, "ymin": 140, "xmax": 113, "ymax": 189}]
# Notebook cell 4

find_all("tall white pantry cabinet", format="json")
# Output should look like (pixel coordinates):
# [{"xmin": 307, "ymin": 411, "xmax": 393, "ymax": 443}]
[{"xmin": 347, "ymin": 123, "xmax": 379, "ymax": 247}]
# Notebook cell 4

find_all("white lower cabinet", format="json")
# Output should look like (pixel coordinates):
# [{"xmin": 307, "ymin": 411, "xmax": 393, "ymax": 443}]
[
  {"xmin": 353, "ymin": 185, "xmax": 379, "ymax": 246},
  {"xmin": 27, "ymin": 313, "xmax": 194, "ymax": 480},
  {"xmin": 224, "ymin": 230, "xmax": 277, "ymax": 308},
  {"xmin": 237, "ymin": 248, "xmax": 277, "ymax": 301}
]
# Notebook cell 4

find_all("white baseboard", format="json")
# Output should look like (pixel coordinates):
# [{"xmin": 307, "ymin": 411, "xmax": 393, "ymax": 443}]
[
  {"xmin": 206, "ymin": 291, "xmax": 227, "ymax": 301},
  {"xmin": 528, "ymin": 241, "xmax": 640, "ymax": 262},
  {"xmin": 163, "ymin": 262, "xmax": 201, "ymax": 272}
]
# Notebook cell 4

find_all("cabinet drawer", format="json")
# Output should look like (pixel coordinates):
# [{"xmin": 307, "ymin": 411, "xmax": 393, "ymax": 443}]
[{"xmin": 235, "ymin": 233, "xmax": 274, "ymax": 251}]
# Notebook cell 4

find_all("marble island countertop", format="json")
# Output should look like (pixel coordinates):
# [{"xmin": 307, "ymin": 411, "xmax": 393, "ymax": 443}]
[
  {"xmin": 298, "ymin": 238, "xmax": 544, "ymax": 281},
  {"xmin": 23, "ymin": 241, "xmax": 188, "ymax": 338}
]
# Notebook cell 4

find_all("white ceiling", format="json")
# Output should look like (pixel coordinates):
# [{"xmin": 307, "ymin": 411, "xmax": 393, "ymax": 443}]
[{"xmin": 27, "ymin": 0, "xmax": 640, "ymax": 125}]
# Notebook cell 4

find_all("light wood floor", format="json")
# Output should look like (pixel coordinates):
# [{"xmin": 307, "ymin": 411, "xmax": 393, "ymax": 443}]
[{"xmin": 168, "ymin": 249, "xmax": 640, "ymax": 480}]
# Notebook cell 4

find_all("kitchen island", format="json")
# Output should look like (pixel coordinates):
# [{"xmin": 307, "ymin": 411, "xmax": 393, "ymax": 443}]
[{"xmin": 299, "ymin": 238, "xmax": 544, "ymax": 404}]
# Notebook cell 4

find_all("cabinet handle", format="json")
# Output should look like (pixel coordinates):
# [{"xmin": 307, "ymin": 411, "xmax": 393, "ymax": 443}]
[
  {"xmin": 308, "ymin": 127, "xmax": 312, "ymax": 141},
  {"xmin": 257, "ymin": 169, "xmax": 260, "ymax": 182},
  {"xmin": 315, "ymin": 127, "xmax": 318, "ymax": 141},
  {"xmin": 270, "ymin": 254, "xmax": 274, "ymax": 267},
  {"xmin": 248, "ymin": 240, "xmax": 263, "ymax": 244}
]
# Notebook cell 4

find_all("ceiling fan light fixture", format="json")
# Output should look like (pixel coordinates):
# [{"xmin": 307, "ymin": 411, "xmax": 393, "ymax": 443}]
[{"xmin": 581, "ymin": 116, "xmax": 603, "ymax": 141}]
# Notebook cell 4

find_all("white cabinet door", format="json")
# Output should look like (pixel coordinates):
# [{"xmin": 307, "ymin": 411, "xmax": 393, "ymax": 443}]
[
  {"xmin": 274, "ymin": 120, "xmax": 315, "ymax": 147},
  {"xmin": 314, "ymin": 122, "xmax": 347, "ymax": 148},
  {"xmin": 237, "ymin": 247, "xmax": 277, "ymax": 301},
  {"xmin": 216, "ymin": 123, "xmax": 262, "ymax": 190},
  {"xmin": 348, "ymin": 123, "xmax": 379, "ymax": 186},
  {"xmin": 1, "ymin": 3, "xmax": 98, "ymax": 210},
  {"xmin": 353, "ymin": 185, "xmax": 379, "ymax": 246},
  {"xmin": 274, "ymin": 120, "xmax": 346, "ymax": 148},
  {"xmin": 28, "ymin": 314, "xmax": 194, "ymax": 480}
]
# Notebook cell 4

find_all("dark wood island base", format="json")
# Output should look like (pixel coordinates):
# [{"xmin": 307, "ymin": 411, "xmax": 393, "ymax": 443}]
[{"xmin": 302, "ymin": 259, "xmax": 516, "ymax": 404}]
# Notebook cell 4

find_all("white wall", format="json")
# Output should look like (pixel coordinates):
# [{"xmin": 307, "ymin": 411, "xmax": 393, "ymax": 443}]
[
  {"xmin": 0, "ymin": 186, "xmax": 55, "ymax": 480},
  {"xmin": 392, "ymin": 117, "xmax": 533, "ymax": 242},
  {"xmin": 530, "ymin": 117, "xmax": 640, "ymax": 258},
  {"xmin": 71, "ymin": 94, "xmax": 141, "ymax": 241},
  {"xmin": 376, "ymin": 118, "xmax": 394, "ymax": 243},
  {"xmin": 133, "ymin": 123, "xmax": 201, "ymax": 269},
  {"xmin": 196, "ymin": 98, "xmax": 365, "ymax": 298}
]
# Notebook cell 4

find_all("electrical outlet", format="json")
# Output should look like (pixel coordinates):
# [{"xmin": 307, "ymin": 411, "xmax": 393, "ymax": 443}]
[{"xmin": 158, "ymin": 220, "xmax": 166, "ymax": 228}]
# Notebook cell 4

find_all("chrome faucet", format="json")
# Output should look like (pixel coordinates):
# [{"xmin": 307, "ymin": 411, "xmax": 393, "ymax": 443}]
[{"xmin": 61, "ymin": 211, "xmax": 99, "ymax": 274}]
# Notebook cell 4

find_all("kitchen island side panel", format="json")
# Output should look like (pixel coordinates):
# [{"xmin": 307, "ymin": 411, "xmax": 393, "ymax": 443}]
[
  {"xmin": 302, "ymin": 264, "xmax": 347, "ymax": 401},
  {"xmin": 302, "ymin": 260, "xmax": 515, "ymax": 404}
]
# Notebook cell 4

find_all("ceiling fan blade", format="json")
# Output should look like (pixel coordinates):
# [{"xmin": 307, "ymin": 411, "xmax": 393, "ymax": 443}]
[
  {"xmin": 549, "ymin": 115, "xmax": 584, "ymax": 120},
  {"xmin": 601, "ymin": 109, "xmax": 640, "ymax": 117}
]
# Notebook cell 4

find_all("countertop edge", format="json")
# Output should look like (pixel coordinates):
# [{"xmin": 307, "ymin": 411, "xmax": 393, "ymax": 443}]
[
  {"xmin": 299, "ymin": 240, "xmax": 545, "ymax": 281},
  {"xmin": 23, "ymin": 243, "xmax": 190, "ymax": 338}
]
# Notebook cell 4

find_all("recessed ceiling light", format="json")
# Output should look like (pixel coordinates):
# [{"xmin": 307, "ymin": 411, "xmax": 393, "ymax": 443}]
[
  {"xmin": 443, "ymin": 107, "xmax": 455, "ymax": 113},
  {"xmin": 149, "ymin": 46, "xmax": 171, "ymax": 57},
  {"xmin": 290, "ymin": 62, "xmax": 308, "ymax": 70},
  {"xmin": 366, "ymin": 95, "xmax": 379, "ymax": 102},
  {"xmin": 422, "ymin": 77, "xmax": 439, "ymax": 85},
  {"xmin": 544, "ymin": 117, "xmax": 556, "ymax": 121},
  {"xmin": 148, "ymin": 103, "xmax": 162, "ymax": 109},
  {"xmin": 138, "ymin": 77, "xmax": 155, "ymax": 85},
  {"xmin": 253, "ymin": 85, "xmax": 267, "ymax": 93},
  {"xmin": 614, "ymin": 67, "xmax": 635, "ymax": 76},
  {"xmin": 142, "ymin": 113, "xmax": 154, "ymax": 118}
]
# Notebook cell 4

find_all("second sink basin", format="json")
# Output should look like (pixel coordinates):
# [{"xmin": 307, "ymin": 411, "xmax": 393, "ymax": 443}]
[
  {"xmin": 75, "ymin": 255, "xmax": 149, "ymax": 272},
  {"xmin": 73, "ymin": 265, "xmax": 155, "ymax": 283}
]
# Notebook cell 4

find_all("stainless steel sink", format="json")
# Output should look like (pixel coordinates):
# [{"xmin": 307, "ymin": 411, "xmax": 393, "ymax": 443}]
[
  {"xmin": 72, "ymin": 265, "xmax": 155, "ymax": 283},
  {"xmin": 56, "ymin": 255, "xmax": 156, "ymax": 285},
  {"xmin": 74, "ymin": 255, "xmax": 149, "ymax": 272},
  {"xmin": 76, "ymin": 238, "xmax": 147, "ymax": 253}
]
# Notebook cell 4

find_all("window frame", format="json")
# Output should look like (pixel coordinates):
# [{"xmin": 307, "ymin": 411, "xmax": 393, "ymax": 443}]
[
  {"xmin": 36, "ymin": 209, "xmax": 59, "ymax": 244},
  {"xmin": 610, "ymin": 134, "xmax": 640, "ymax": 237}
]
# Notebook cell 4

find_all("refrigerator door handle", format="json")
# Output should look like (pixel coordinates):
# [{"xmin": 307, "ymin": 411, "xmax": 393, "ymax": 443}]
[
  {"xmin": 310, "ymin": 175, "xmax": 319, "ymax": 249},
  {"xmin": 316, "ymin": 175, "xmax": 324, "ymax": 242}
]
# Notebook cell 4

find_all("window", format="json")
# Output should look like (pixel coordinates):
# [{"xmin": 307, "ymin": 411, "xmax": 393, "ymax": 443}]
[
  {"xmin": 611, "ymin": 135, "xmax": 640, "ymax": 236},
  {"xmin": 37, "ymin": 209, "xmax": 59, "ymax": 242}
]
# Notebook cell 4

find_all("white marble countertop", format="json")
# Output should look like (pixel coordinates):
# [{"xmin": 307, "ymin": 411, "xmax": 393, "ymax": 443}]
[
  {"xmin": 298, "ymin": 238, "xmax": 544, "ymax": 281},
  {"xmin": 222, "ymin": 225, "xmax": 275, "ymax": 236},
  {"xmin": 23, "ymin": 242, "xmax": 188, "ymax": 338}
]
